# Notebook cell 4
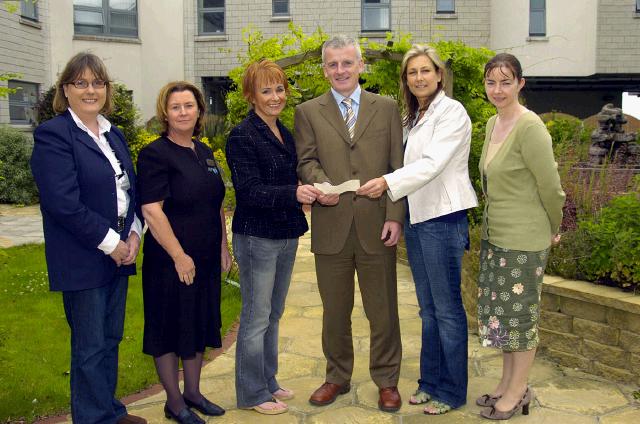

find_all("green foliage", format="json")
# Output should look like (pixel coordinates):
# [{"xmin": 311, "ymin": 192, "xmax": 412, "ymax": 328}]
[
  {"xmin": 0, "ymin": 72, "xmax": 21, "ymax": 99},
  {"xmin": 576, "ymin": 194, "xmax": 640, "ymax": 290},
  {"xmin": 34, "ymin": 85, "xmax": 56, "ymax": 124},
  {"xmin": 225, "ymin": 23, "xmax": 328, "ymax": 132},
  {"xmin": 200, "ymin": 137, "xmax": 236, "ymax": 211},
  {"xmin": 127, "ymin": 128, "xmax": 157, "ymax": 166},
  {"xmin": 0, "ymin": 125, "xmax": 38, "ymax": 204},
  {"xmin": 542, "ymin": 113, "xmax": 592, "ymax": 161},
  {"xmin": 546, "ymin": 229, "xmax": 591, "ymax": 281},
  {"xmin": 108, "ymin": 83, "xmax": 142, "ymax": 148}
]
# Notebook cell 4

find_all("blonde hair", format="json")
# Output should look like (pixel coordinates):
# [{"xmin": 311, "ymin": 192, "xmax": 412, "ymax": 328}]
[{"xmin": 399, "ymin": 44, "xmax": 446, "ymax": 127}]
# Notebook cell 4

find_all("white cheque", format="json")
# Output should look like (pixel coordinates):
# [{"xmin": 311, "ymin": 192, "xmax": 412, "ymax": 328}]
[{"xmin": 314, "ymin": 180, "xmax": 361, "ymax": 195}]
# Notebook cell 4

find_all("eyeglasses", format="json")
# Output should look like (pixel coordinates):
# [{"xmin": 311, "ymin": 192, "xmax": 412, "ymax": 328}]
[{"xmin": 67, "ymin": 79, "xmax": 107, "ymax": 89}]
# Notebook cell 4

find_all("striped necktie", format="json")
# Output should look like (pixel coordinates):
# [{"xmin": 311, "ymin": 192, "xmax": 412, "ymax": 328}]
[{"xmin": 342, "ymin": 97, "xmax": 356, "ymax": 139}]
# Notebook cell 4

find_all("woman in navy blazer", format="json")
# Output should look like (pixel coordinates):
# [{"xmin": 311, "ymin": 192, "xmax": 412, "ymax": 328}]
[
  {"xmin": 30, "ymin": 53, "xmax": 145, "ymax": 424},
  {"xmin": 226, "ymin": 60, "xmax": 321, "ymax": 415}
]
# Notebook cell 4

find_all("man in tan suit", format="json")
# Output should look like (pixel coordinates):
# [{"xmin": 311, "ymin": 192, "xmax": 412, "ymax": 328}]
[{"xmin": 294, "ymin": 35, "xmax": 405, "ymax": 412}]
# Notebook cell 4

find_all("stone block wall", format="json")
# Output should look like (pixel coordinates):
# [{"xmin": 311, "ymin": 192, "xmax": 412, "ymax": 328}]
[
  {"xmin": 538, "ymin": 276, "xmax": 640, "ymax": 384},
  {"xmin": 596, "ymin": 0, "xmax": 640, "ymax": 73},
  {"xmin": 184, "ymin": 0, "xmax": 491, "ymax": 83}
]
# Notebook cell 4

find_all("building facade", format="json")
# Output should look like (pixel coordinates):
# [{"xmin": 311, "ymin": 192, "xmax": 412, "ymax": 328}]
[{"xmin": 1, "ymin": 0, "xmax": 638, "ymax": 127}]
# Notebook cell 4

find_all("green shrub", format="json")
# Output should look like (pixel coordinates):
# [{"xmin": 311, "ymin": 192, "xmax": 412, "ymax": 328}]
[
  {"xmin": 577, "ymin": 194, "xmax": 640, "ymax": 290},
  {"xmin": 200, "ymin": 137, "xmax": 236, "ymax": 211},
  {"xmin": 546, "ymin": 229, "xmax": 591, "ymax": 281},
  {"xmin": 128, "ymin": 128, "xmax": 158, "ymax": 166},
  {"xmin": 0, "ymin": 126, "xmax": 38, "ymax": 204},
  {"xmin": 34, "ymin": 85, "xmax": 56, "ymax": 124},
  {"xmin": 108, "ymin": 83, "xmax": 142, "ymax": 148}
]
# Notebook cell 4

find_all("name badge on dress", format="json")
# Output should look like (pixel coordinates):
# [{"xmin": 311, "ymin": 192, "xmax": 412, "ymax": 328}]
[{"xmin": 205, "ymin": 158, "xmax": 219, "ymax": 174}]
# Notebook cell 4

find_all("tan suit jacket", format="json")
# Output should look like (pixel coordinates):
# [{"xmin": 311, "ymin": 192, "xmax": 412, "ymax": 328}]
[{"xmin": 295, "ymin": 90, "xmax": 405, "ymax": 255}]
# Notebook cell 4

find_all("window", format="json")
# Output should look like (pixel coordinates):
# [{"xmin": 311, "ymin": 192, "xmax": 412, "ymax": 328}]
[
  {"xmin": 8, "ymin": 81, "xmax": 38, "ymax": 125},
  {"xmin": 636, "ymin": 0, "xmax": 640, "ymax": 12},
  {"xmin": 202, "ymin": 77, "xmax": 231, "ymax": 115},
  {"xmin": 20, "ymin": 0, "xmax": 38, "ymax": 21},
  {"xmin": 362, "ymin": 0, "xmax": 390, "ymax": 32},
  {"xmin": 199, "ymin": 0, "xmax": 225, "ymax": 34},
  {"xmin": 73, "ymin": 0, "xmax": 138, "ymax": 38},
  {"xmin": 436, "ymin": 0, "xmax": 455, "ymax": 14},
  {"xmin": 273, "ymin": 0, "xmax": 289, "ymax": 16},
  {"xmin": 529, "ymin": 0, "xmax": 546, "ymax": 36}
]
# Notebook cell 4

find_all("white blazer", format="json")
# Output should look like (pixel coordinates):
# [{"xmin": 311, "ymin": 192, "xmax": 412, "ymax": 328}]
[{"xmin": 384, "ymin": 91, "xmax": 478, "ymax": 224}]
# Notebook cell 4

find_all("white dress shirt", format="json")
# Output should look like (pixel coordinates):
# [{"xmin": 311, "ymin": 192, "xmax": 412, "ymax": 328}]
[
  {"xmin": 383, "ymin": 91, "xmax": 478, "ymax": 224},
  {"xmin": 68, "ymin": 108, "xmax": 141, "ymax": 254}
]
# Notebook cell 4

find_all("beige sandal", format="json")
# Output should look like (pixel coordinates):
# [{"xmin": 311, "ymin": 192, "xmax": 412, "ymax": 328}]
[
  {"xmin": 246, "ymin": 398, "xmax": 288, "ymax": 415},
  {"xmin": 272, "ymin": 387, "xmax": 295, "ymax": 401},
  {"xmin": 409, "ymin": 389, "xmax": 431, "ymax": 405}
]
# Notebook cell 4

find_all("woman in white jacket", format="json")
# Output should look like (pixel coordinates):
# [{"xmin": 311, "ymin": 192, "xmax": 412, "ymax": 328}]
[{"xmin": 358, "ymin": 44, "xmax": 477, "ymax": 415}]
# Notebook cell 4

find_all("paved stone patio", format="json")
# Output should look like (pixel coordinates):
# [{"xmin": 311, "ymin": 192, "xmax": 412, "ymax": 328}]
[
  {"xmin": 122, "ymin": 236, "xmax": 640, "ymax": 423},
  {"xmin": 2, "ymin": 205, "xmax": 638, "ymax": 423}
]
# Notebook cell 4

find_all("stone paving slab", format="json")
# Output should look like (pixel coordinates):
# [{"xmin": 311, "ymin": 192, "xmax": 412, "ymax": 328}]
[{"xmin": 9, "ymin": 206, "xmax": 636, "ymax": 423}]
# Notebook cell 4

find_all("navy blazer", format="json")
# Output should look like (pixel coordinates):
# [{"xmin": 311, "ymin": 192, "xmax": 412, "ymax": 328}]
[
  {"xmin": 226, "ymin": 110, "xmax": 308, "ymax": 239},
  {"xmin": 30, "ymin": 110, "xmax": 139, "ymax": 292}
]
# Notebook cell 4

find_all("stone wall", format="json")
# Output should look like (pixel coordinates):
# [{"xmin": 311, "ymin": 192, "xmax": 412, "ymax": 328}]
[
  {"xmin": 539, "ymin": 276, "xmax": 640, "ymax": 385},
  {"xmin": 596, "ymin": 0, "xmax": 640, "ymax": 74},
  {"xmin": 184, "ymin": 0, "xmax": 491, "ymax": 82}
]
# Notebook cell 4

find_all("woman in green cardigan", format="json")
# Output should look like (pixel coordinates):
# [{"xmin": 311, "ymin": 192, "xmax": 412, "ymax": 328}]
[{"xmin": 475, "ymin": 53, "xmax": 565, "ymax": 420}]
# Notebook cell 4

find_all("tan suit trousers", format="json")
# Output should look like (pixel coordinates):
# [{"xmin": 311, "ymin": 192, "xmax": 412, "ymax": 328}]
[{"xmin": 314, "ymin": 222, "xmax": 402, "ymax": 388}]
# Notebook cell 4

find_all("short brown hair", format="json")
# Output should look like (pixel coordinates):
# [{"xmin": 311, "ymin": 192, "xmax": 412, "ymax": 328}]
[
  {"xmin": 484, "ymin": 53, "xmax": 523, "ymax": 81},
  {"xmin": 242, "ymin": 59, "xmax": 289, "ymax": 106},
  {"xmin": 53, "ymin": 52, "xmax": 113, "ymax": 115},
  {"xmin": 399, "ymin": 44, "xmax": 446, "ymax": 127},
  {"xmin": 156, "ymin": 81, "xmax": 207, "ymax": 137}
]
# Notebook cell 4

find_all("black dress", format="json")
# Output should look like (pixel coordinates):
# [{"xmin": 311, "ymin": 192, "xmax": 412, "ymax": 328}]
[{"xmin": 137, "ymin": 137, "xmax": 225, "ymax": 358}]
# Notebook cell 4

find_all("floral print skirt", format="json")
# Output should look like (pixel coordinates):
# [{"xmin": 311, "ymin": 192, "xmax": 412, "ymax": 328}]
[{"xmin": 477, "ymin": 239, "xmax": 549, "ymax": 352}]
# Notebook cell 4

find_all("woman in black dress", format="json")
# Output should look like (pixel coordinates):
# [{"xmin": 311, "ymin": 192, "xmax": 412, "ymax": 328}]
[{"xmin": 137, "ymin": 81, "xmax": 231, "ymax": 424}]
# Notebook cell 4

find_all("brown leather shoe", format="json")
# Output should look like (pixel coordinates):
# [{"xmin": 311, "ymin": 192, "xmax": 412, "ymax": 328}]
[
  {"xmin": 378, "ymin": 386, "xmax": 402, "ymax": 412},
  {"xmin": 117, "ymin": 413, "xmax": 147, "ymax": 424},
  {"xmin": 309, "ymin": 382, "xmax": 351, "ymax": 406}
]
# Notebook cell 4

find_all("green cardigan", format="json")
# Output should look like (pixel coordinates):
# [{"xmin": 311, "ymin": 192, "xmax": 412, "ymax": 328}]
[{"xmin": 479, "ymin": 112, "xmax": 565, "ymax": 251}]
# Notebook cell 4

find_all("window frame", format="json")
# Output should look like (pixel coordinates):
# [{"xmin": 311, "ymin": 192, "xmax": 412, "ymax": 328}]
[
  {"xmin": 272, "ymin": 0, "xmax": 289, "ymax": 16},
  {"xmin": 8, "ymin": 80, "xmax": 39, "ymax": 125},
  {"xmin": 529, "ymin": 0, "xmax": 546, "ymax": 37},
  {"xmin": 361, "ymin": 0, "xmax": 391, "ymax": 32},
  {"xmin": 436, "ymin": 0, "xmax": 455, "ymax": 14},
  {"xmin": 73, "ymin": 0, "xmax": 139, "ymax": 38},
  {"xmin": 198, "ymin": 0, "xmax": 225, "ymax": 35},
  {"xmin": 20, "ymin": 0, "xmax": 38, "ymax": 21}
]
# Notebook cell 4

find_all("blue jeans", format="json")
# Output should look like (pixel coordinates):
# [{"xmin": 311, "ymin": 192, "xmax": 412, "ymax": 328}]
[
  {"xmin": 232, "ymin": 234, "xmax": 298, "ymax": 408},
  {"xmin": 62, "ymin": 276, "xmax": 129, "ymax": 424},
  {"xmin": 404, "ymin": 212, "xmax": 469, "ymax": 408}
]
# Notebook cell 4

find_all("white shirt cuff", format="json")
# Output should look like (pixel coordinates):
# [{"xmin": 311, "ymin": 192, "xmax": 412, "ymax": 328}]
[
  {"xmin": 98, "ymin": 229, "xmax": 121, "ymax": 254},
  {"xmin": 129, "ymin": 216, "xmax": 142, "ymax": 238}
]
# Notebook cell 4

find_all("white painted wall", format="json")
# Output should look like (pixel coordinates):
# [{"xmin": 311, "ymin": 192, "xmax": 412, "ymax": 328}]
[
  {"xmin": 490, "ymin": 0, "xmax": 598, "ymax": 76},
  {"xmin": 48, "ymin": 0, "xmax": 184, "ymax": 121}
]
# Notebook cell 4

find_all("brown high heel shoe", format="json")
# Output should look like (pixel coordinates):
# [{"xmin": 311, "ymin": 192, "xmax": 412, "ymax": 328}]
[
  {"xmin": 476, "ymin": 393, "xmax": 502, "ymax": 407},
  {"xmin": 480, "ymin": 387, "xmax": 534, "ymax": 420}
]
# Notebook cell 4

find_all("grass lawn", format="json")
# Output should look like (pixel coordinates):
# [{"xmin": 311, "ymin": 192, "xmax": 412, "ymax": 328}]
[{"xmin": 0, "ymin": 244, "xmax": 241, "ymax": 423}]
